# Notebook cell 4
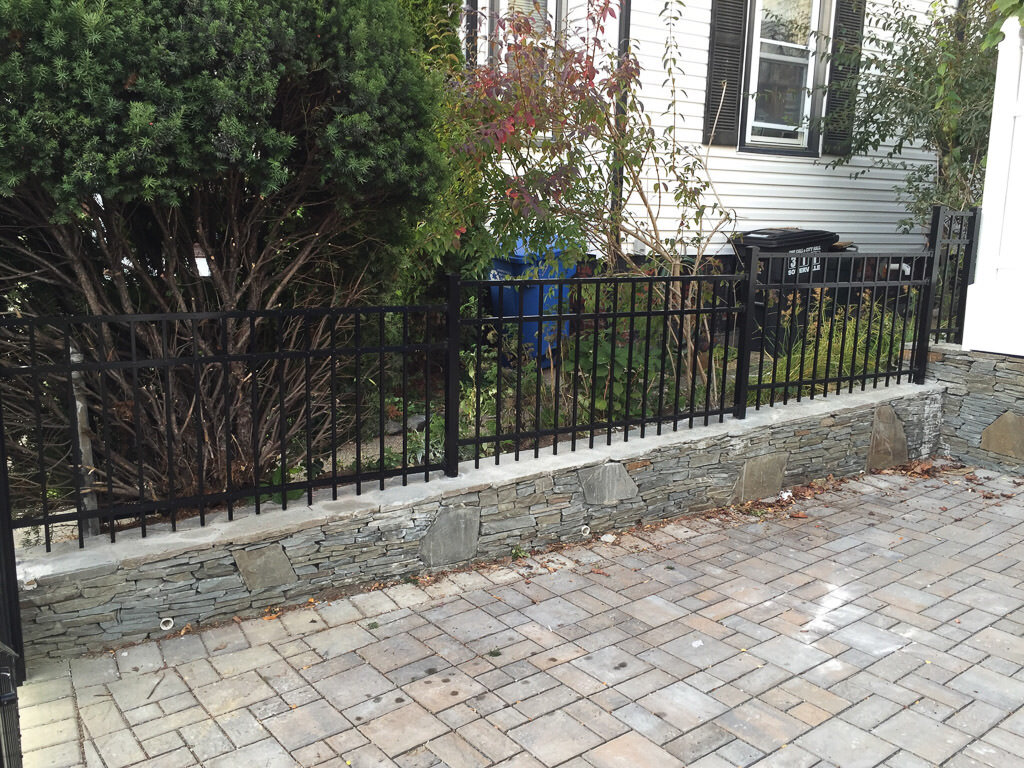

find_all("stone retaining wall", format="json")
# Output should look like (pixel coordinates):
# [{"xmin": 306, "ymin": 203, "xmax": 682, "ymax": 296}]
[
  {"xmin": 17, "ymin": 384, "xmax": 944, "ymax": 662},
  {"xmin": 929, "ymin": 344, "xmax": 1024, "ymax": 472}
]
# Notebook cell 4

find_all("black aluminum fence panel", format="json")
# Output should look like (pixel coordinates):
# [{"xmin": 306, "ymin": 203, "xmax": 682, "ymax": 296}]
[
  {"xmin": 746, "ymin": 250, "xmax": 937, "ymax": 408},
  {"xmin": 929, "ymin": 206, "xmax": 980, "ymax": 344},
  {"xmin": 0, "ymin": 306, "xmax": 447, "ymax": 551},
  {"xmin": 457, "ymin": 274, "xmax": 747, "ymax": 466},
  {"xmin": 0, "ymin": 258, "xmax": 940, "ymax": 555},
  {"xmin": 0, "ymin": 642, "xmax": 20, "ymax": 768},
  {"xmin": 0, "ymin": 410, "xmax": 23, "ymax": 683}
]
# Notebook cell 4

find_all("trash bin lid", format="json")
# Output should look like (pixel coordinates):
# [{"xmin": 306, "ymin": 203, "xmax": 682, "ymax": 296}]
[
  {"xmin": 731, "ymin": 228, "xmax": 840, "ymax": 251},
  {"xmin": 506, "ymin": 237, "xmax": 566, "ymax": 264}
]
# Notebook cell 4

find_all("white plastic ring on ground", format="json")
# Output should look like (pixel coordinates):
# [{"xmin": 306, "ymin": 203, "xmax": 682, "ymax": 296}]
[
  {"xmin": 159, "ymin": 617, "xmax": 174, "ymax": 631},
  {"xmin": 580, "ymin": 525, "xmax": 591, "ymax": 536}
]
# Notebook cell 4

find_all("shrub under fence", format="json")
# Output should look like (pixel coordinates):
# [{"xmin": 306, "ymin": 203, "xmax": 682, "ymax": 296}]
[
  {"xmin": 456, "ymin": 273, "xmax": 745, "ymax": 465},
  {"xmin": 0, "ymin": 250, "xmax": 938, "ymax": 551},
  {"xmin": 0, "ymin": 306, "xmax": 447, "ymax": 550},
  {"xmin": 747, "ymin": 251, "xmax": 934, "ymax": 407}
]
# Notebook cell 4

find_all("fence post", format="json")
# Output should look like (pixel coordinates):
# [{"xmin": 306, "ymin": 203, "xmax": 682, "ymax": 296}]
[
  {"xmin": 443, "ymin": 274, "xmax": 461, "ymax": 478},
  {"xmin": 913, "ymin": 248, "xmax": 941, "ymax": 384},
  {"xmin": 926, "ymin": 205, "xmax": 945, "ymax": 343},
  {"xmin": 966, "ymin": 207, "xmax": 981, "ymax": 286},
  {"xmin": 0, "ymin": 399, "xmax": 25, "ymax": 684},
  {"xmin": 927, "ymin": 205, "xmax": 944, "ymax": 251},
  {"xmin": 956, "ymin": 208, "xmax": 982, "ymax": 337},
  {"xmin": 732, "ymin": 247, "xmax": 759, "ymax": 419},
  {"xmin": 70, "ymin": 345, "xmax": 100, "ymax": 537}
]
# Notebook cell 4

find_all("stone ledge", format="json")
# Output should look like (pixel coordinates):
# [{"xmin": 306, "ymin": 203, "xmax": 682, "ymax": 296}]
[
  {"xmin": 17, "ymin": 382, "xmax": 943, "ymax": 660},
  {"xmin": 929, "ymin": 345, "xmax": 1024, "ymax": 472},
  {"xmin": 19, "ymin": 383, "xmax": 942, "ymax": 585}
]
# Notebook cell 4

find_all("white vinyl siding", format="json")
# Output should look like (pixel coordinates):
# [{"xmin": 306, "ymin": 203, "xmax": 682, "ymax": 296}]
[{"xmin": 626, "ymin": 0, "xmax": 932, "ymax": 254}]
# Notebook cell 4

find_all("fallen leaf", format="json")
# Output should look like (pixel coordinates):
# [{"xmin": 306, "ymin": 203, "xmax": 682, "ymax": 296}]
[{"xmin": 790, "ymin": 512, "xmax": 808, "ymax": 519}]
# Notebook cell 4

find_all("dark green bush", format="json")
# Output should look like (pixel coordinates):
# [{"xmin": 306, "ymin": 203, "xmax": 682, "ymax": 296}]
[{"xmin": 0, "ymin": 0, "xmax": 445, "ymax": 314}]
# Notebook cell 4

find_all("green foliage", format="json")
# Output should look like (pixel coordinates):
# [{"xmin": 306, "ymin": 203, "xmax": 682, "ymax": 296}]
[
  {"xmin": 407, "ymin": 413, "xmax": 446, "ymax": 465},
  {"xmin": 0, "ymin": 0, "xmax": 445, "ymax": 314},
  {"xmin": 246, "ymin": 462, "xmax": 315, "ymax": 506},
  {"xmin": 753, "ymin": 290, "xmax": 910, "ymax": 403},
  {"xmin": 397, "ymin": 0, "xmax": 463, "ymax": 64},
  {"xmin": 986, "ymin": 0, "xmax": 1024, "ymax": 47},
  {"xmin": 381, "ymin": 1, "xmax": 499, "ymax": 305},
  {"xmin": 821, "ymin": 0, "xmax": 996, "ymax": 228},
  {"xmin": 0, "ymin": 0, "xmax": 447, "ymax": 516}
]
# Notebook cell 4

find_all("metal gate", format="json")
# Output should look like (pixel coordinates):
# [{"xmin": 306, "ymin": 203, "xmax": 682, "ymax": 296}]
[
  {"xmin": 0, "ymin": 404, "xmax": 24, "ymax": 768},
  {"xmin": 0, "ymin": 642, "xmax": 21, "ymax": 768},
  {"xmin": 927, "ymin": 205, "xmax": 980, "ymax": 344}
]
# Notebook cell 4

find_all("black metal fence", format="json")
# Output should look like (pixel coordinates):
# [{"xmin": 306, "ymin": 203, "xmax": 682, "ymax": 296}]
[
  {"xmin": 0, "ymin": 426, "xmax": 23, "ymax": 689},
  {"xmin": 456, "ymin": 273, "xmax": 747, "ymax": 465},
  {"xmin": 0, "ymin": 306, "xmax": 447, "ymax": 551},
  {"xmin": 0, "ymin": 642, "xmax": 20, "ymax": 768},
  {"xmin": 0, "ymin": 250, "xmax": 940, "ymax": 559},
  {"xmin": 745, "ymin": 250, "xmax": 936, "ymax": 408},
  {"xmin": 928, "ymin": 205, "xmax": 980, "ymax": 344}
]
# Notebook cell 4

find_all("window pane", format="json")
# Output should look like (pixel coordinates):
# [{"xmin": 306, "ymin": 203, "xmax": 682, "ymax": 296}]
[
  {"xmin": 760, "ymin": 0, "xmax": 812, "ymax": 45},
  {"xmin": 751, "ymin": 125, "xmax": 801, "ymax": 141},
  {"xmin": 753, "ymin": 54, "xmax": 808, "ymax": 128},
  {"xmin": 511, "ymin": 0, "xmax": 548, "ymax": 26}
]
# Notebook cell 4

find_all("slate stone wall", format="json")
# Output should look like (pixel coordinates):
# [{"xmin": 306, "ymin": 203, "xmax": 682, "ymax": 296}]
[
  {"xmin": 17, "ymin": 385, "xmax": 943, "ymax": 662},
  {"xmin": 929, "ymin": 344, "xmax": 1024, "ymax": 472}
]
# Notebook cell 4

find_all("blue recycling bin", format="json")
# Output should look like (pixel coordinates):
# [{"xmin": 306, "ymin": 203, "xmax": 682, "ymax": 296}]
[{"xmin": 489, "ymin": 239, "xmax": 576, "ymax": 366}]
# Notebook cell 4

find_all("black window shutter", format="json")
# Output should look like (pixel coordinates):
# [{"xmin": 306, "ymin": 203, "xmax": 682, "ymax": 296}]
[
  {"xmin": 703, "ymin": 0, "xmax": 747, "ymax": 146},
  {"xmin": 822, "ymin": 0, "xmax": 867, "ymax": 155}
]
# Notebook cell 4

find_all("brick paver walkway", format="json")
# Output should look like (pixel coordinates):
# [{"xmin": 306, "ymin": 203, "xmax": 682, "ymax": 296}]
[{"xmin": 17, "ymin": 466, "xmax": 1024, "ymax": 767}]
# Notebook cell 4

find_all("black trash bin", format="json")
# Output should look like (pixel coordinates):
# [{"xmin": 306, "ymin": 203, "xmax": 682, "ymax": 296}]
[
  {"xmin": 729, "ymin": 228, "xmax": 842, "ymax": 356},
  {"xmin": 729, "ymin": 228, "xmax": 840, "ymax": 278}
]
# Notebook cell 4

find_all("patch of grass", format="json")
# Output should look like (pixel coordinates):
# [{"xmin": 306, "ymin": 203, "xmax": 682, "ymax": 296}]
[
  {"xmin": 487, "ymin": 648, "xmax": 502, "ymax": 657},
  {"xmin": 510, "ymin": 544, "xmax": 528, "ymax": 559},
  {"xmin": 366, "ymin": 621, "xmax": 379, "ymax": 630},
  {"xmin": 752, "ymin": 292, "xmax": 910, "ymax": 404}
]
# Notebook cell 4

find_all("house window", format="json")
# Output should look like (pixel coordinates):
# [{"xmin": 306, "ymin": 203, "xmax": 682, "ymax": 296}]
[
  {"xmin": 703, "ymin": 0, "xmax": 866, "ymax": 156},
  {"xmin": 510, "ymin": 0, "xmax": 547, "ymax": 27},
  {"xmin": 479, "ymin": 0, "xmax": 559, "ymax": 66},
  {"xmin": 744, "ymin": 0, "xmax": 826, "ymax": 149}
]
